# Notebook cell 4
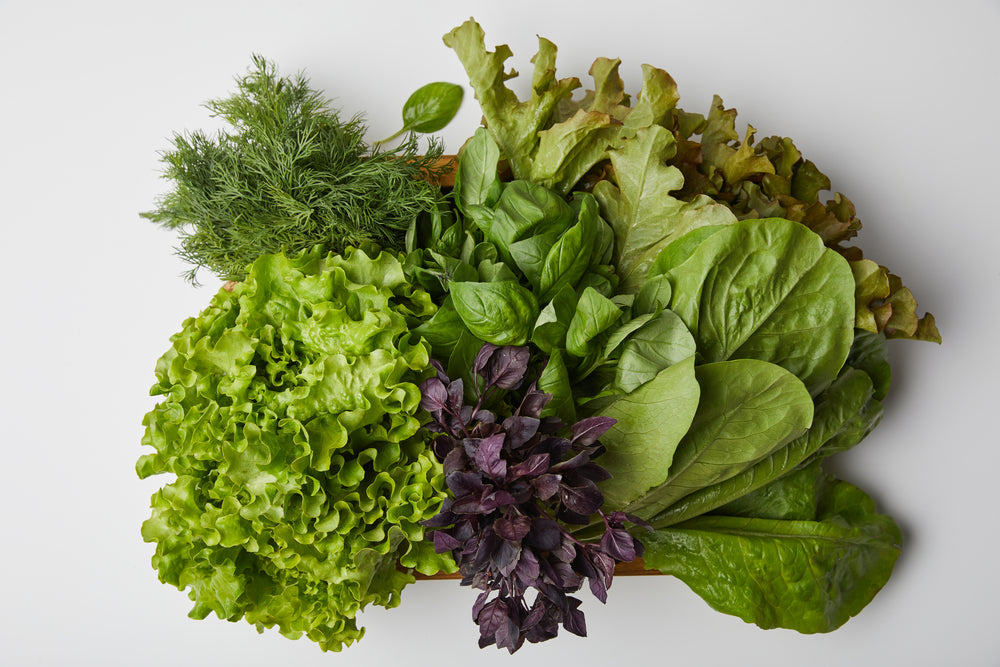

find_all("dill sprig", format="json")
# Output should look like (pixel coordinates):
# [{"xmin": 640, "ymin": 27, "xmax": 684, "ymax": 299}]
[{"xmin": 143, "ymin": 55, "xmax": 448, "ymax": 283}]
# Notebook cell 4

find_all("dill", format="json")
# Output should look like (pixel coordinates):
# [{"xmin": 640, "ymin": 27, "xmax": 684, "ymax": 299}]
[{"xmin": 143, "ymin": 55, "xmax": 447, "ymax": 283}]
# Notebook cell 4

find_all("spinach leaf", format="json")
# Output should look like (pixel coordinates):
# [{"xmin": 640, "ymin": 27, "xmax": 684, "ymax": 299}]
[
  {"xmin": 626, "ymin": 359, "xmax": 814, "ymax": 519},
  {"xmin": 662, "ymin": 217, "xmax": 856, "ymax": 395},
  {"xmin": 640, "ymin": 475, "xmax": 902, "ymax": 633},
  {"xmin": 713, "ymin": 460, "xmax": 825, "ymax": 521},
  {"xmin": 648, "ymin": 367, "xmax": 875, "ymax": 528},
  {"xmin": 613, "ymin": 309, "xmax": 696, "ymax": 393},
  {"xmin": 596, "ymin": 356, "xmax": 701, "ymax": 509}
]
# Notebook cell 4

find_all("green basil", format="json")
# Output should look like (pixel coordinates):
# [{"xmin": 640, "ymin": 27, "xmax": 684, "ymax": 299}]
[{"xmin": 449, "ymin": 280, "xmax": 539, "ymax": 346}]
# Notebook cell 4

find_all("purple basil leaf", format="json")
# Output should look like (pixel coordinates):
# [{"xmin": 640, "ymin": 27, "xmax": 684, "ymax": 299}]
[
  {"xmin": 601, "ymin": 527, "xmax": 637, "ymax": 562},
  {"xmin": 476, "ymin": 598, "xmax": 506, "ymax": 646},
  {"xmin": 592, "ymin": 551, "xmax": 616, "ymax": 588},
  {"xmin": 522, "ymin": 598, "xmax": 548, "ymax": 632},
  {"xmin": 485, "ymin": 346, "xmax": 531, "ymax": 389},
  {"xmin": 588, "ymin": 571, "xmax": 608, "ymax": 604},
  {"xmin": 476, "ymin": 409, "xmax": 496, "ymax": 425},
  {"xmin": 517, "ymin": 386, "xmax": 553, "ymax": 419},
  {"xmin": 494, "ymin": 515, "xmax": 532, "ymax": 542},
  {"xmin": 474, "ymin": 432, "xmax": 507, "ymax": 481},
  {"xmin": 421, "ymin": 507, "xmax": 456, "ymax": 529},
  {"xmin": 496, "ymin": 603, "xmax": 524, "ymax": 654},
  {"xmin": 419, "ymin": 377, "xmax": 449, "ymax": 413},
  {"xmin": 431, "ymin": 530, "xmax": 463, "ymax": 553},
  {"xmin": 571, "ymin": 462, "xmax": 612, "ymax": 484},
  {"xmin": 451, "ymin": 494, "xmax": 485, "ymax": 514},
  {"xmin": 570, "ymin": 415, "xmax": 617, "ymax": 446},
  {"xmin": 447, "ymin": 378, "xmax": 465, "ymax": 412},
  {"xmin": 526, "ymin": 517, "xmax": 563, "ymax": 551},
  {"xmin": 514, "ymin": 547, "xmax": 541, "ymax": 585},
  {"xmin": 553, "ymin": 535, "xmax": 577, "ymax": 564},
  {"xmin": 560, "ymin": 481, "xmax": 603, "ymax": 516},
  {"xmin": 472, "ymin": 590, "xmax": 491, "ymax": 620},
  {"xmin": 501, "ymin": 415, "xmax": 540, "ymax": 449},
  {"xmin": 472, "ymin": 342, "xmax": 500, "ymax": 377},
  {"xmin": 509, "ymin": 452, "xmax": 550, "ymax": 480},
  {"xmin": 536, "ymin": 436, "xmax": 572, "ymax": 460},
  {"xmin": 446, "ymin": 470, "xmax": 484, "ymax": 498},
  {"xmin": 572, "ymin": 545, "xmax": 599, "ymax": 580},
  {"xmin": 473, "ymin": 527, "xmax": 500, "ymax": 571},
  {"xmin": 549, "ymin": 450, "xmax": 591, "ymax": 472},
  {"xmin": 480, "ymin": 488, "xmax": 516, "ymax": 512},
  {"xmin": 563, "ymin": 597, "xmax": 588, "ymax": 637},
  {"xmin": 442, "ymin": 447, "xmax": 466, "ymax": 475},
  {"xmin": 493, "ymin": 538, "xmax": 522, "ymax": 577},
  {"xmin": 430, "ymin": 358, "xmax": 449, "ymax": 382},
  {"xmin": 531, "ymin": 473, "xmax": 562, "ymax": 501},
  {"xmin": 539, "ymin": 416, "xmax": 566, "ymax": 435}
]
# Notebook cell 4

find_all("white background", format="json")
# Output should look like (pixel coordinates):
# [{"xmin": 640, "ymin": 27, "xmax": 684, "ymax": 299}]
[{"xmin": 2, "ymin": 1, "xmax": 998, "ymax": 665}]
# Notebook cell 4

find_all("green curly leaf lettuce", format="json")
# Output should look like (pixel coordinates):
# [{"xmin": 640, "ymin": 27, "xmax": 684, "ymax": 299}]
[{"xmin": 137, "ymin": 246, "xmax": 455, "ymax": 652}]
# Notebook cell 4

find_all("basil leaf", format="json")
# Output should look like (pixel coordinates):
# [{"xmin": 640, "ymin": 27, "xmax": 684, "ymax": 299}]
[
  {"xmin": 536, "ymin": 348, "xmax": 576, "ymax": 423},
  {"xmin": 450, "ymin": 280, "xmax": 539, "ymax": 346},
  {"xmin": 565, "ymin": 287, "xmax": 622, "ymax": 358},
  {"xmin": 538, "ymin": 195, "xmax": 599, "ymax": 301},
  {"xmin": 454, "ymin": 127, "xmax": 502, "ymax": 215},
  {"xmin": 401, "ymin": 81, "xmax": 464, "ymax": 133}
]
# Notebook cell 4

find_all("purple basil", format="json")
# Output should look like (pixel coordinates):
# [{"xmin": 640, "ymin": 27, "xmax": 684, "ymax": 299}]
[{"xmin": 419, "ymin": 343, "xmax": 644, "ymax": 653}]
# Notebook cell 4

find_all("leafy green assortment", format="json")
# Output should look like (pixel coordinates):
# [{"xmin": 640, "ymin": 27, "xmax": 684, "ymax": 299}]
[{"xmin": 138, "ymin": 17, "xmax": 937, "ymax": 655}]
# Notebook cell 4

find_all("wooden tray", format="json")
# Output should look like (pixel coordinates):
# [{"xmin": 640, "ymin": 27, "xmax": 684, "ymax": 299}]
[{"xmin": 412, "ymin": 558, "xmax": 660, "ymax": 580}]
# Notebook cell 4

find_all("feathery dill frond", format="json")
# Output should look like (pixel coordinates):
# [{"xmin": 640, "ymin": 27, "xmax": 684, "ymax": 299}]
[{"xmin": 143, "ymin": 55, "xmax": 447, "ymax": 283}]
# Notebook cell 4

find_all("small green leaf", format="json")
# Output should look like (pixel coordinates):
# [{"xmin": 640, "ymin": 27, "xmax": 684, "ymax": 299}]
[
  {"xmin": 565, "ymin": 287, "xmax": 622, "ymax": 358},
  {"xmin": 454, "ymin": 128, "xmax": 502, "ymax": 215},
  {"xmin": 402, "ymin": 82, "xmax": 464, "ymax": 133}
]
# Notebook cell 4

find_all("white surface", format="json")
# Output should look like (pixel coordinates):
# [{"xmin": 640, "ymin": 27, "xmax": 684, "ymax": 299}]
[{"xmin": 2, "ymin": 1, "xmax": 997, "ymax": 665}]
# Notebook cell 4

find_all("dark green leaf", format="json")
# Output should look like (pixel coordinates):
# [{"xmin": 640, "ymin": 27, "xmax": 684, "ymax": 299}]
[{"xmin": 640, "ymin": 476, "xmax": 902, "ymax": 633}]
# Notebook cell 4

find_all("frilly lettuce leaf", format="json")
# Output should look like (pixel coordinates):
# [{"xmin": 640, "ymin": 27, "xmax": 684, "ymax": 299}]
[
  {"xmin": 675, "ymin": 95, "xmax": 939, "ymax": 342},
  {"xmin": 138, "ymin": 246, "xmax": 455, "ymax": 652},
  {"xmin": 444, "ymin": 18, "xmax": 681, "ymax": 196}
]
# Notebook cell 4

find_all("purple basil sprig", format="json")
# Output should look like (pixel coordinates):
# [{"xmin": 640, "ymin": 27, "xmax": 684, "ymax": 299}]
[{"xmin": 419, "ymin": 343, "xmax": 645, "ymax": 653}]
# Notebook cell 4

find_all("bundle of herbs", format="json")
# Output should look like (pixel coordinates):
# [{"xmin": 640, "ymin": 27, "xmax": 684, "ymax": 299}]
[
  {"xmin": 137, "ymin": 17, "xmax": 939, "ymax": 657},
  {"xmin": 143, "ymin": 56, "xmax": 454, "ymax": 283}
]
